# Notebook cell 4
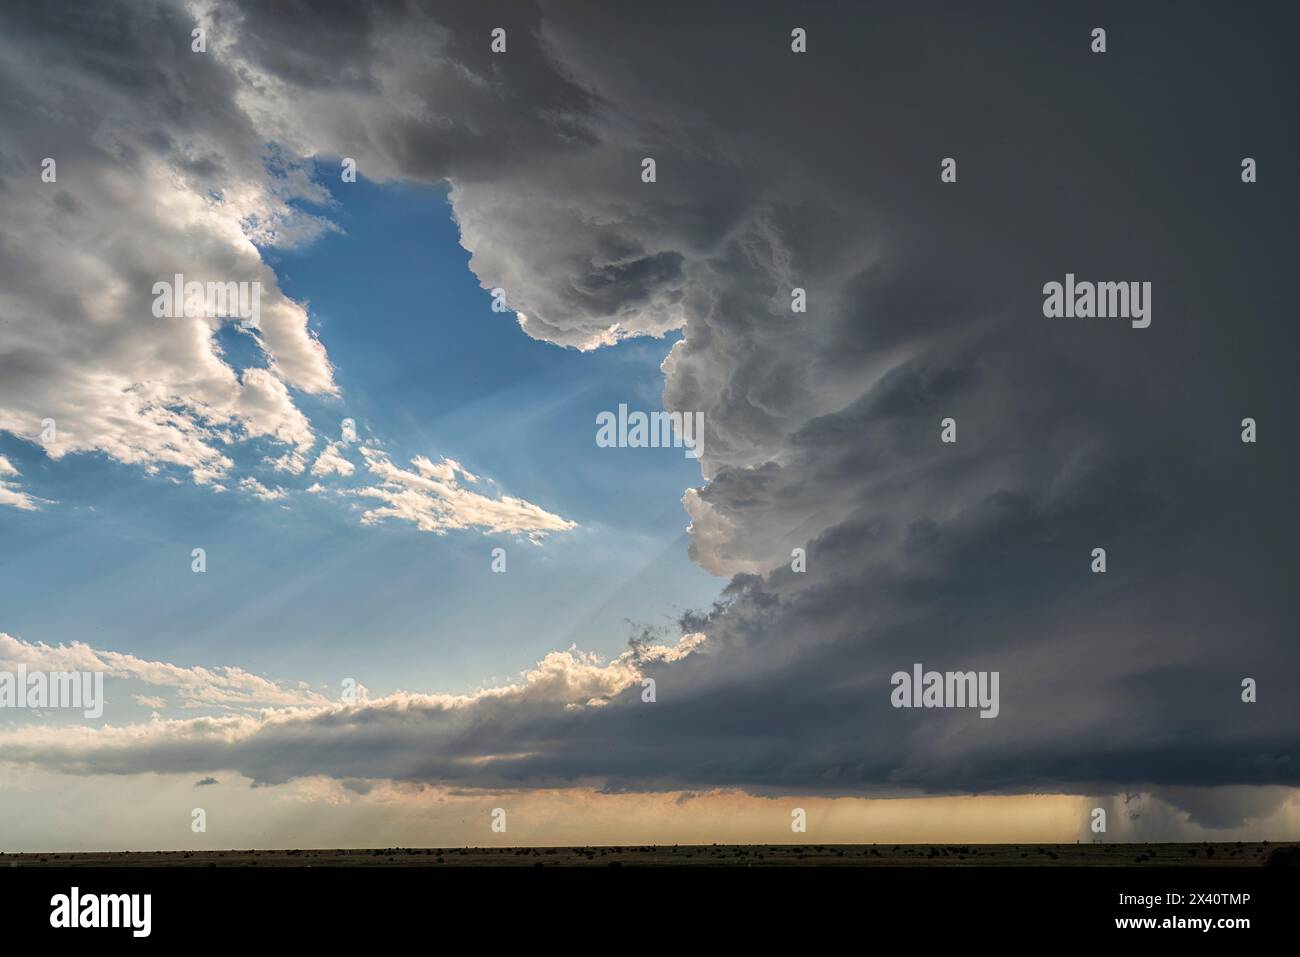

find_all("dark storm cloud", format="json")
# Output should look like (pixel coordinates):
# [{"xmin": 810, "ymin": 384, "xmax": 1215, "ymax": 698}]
[{"xmin": 2, "ymin": 0, "xmax": 1297, "ymax": 816}]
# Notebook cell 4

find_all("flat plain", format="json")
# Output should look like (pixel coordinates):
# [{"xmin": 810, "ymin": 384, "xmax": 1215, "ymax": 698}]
[{"xmin": 3, "ymin": 843, "xmax": 1293, "ymax": 867}]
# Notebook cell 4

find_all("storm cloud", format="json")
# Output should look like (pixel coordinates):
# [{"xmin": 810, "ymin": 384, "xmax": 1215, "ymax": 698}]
[{"xmin": 0, "ymin": 0, "xmax": 1296, "ymax": 824}]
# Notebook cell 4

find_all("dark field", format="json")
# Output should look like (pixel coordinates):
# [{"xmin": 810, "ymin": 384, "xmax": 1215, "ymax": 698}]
[{"xmin": 3, "ymin": 843, "xmax": 1294, "ymax": 867}]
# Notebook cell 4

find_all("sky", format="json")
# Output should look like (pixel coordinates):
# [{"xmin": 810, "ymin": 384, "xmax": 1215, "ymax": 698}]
[
  {"xmin": 0, "ymin": 173, "xmax": 718, "ymax": 696},
  {"xmin": 0, "ymin": 0, "xmax": 1298, "ymax": 850}
]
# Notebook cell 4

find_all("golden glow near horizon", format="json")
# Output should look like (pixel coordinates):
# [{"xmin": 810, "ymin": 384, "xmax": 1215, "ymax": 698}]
[{"xmin": 2, "ymin": 766, "xmax": 1297, "ymax": 852}]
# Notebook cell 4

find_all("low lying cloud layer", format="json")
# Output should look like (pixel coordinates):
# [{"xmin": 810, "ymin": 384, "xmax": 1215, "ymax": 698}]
[
  {"xmin": 0, "ymin": 631, "xmax": 704, "ymax": 785},
  {"xmin": 0, "ymin": 633, "xmax": 326, "ymax": 711},
  {"xmin": 1, "ymin": 0, "xmax": 1297, "ymax": 829}
]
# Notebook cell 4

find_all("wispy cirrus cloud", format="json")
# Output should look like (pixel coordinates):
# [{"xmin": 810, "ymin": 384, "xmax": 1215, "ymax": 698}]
[
  {"xmin": 0, "ymin": 454, "xmax": 40, "ymax": 511},
  {"xmin": 310, "ymin": 441, "xmax": 355, "ymax": 478},
  {"xmin": 346, "ymin": 448, "xmax": 576, "ymax": 539},
  {"xmin": 237, "ymin": 476, "xmax": 288, "ymax": 502}
]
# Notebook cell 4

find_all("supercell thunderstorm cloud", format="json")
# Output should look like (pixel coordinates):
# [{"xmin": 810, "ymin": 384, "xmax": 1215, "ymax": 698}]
[{"xmin": 0, "ymin": 0, "xmax": 1297, "ymax": 854}]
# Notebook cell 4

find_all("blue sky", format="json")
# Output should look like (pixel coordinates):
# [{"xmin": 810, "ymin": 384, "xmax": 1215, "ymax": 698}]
[{"xmin": 0, "ymin": 173, "xmax": 720, "ymax": 698}]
